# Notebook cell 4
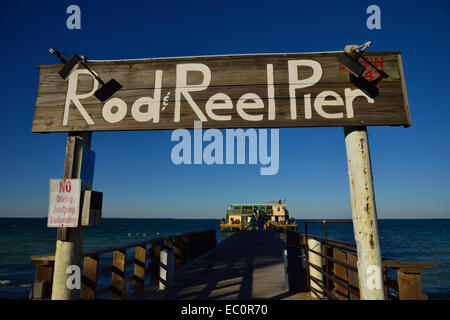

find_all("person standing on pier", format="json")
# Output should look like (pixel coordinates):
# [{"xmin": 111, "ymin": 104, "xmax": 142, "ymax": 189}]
[
  {"xmin": 257, "ymin": 216, "xmax": 263, "ymax": 232},
  {"xmin": 250, "ymin": 214, "xmax": 256, "ymax": 231}
]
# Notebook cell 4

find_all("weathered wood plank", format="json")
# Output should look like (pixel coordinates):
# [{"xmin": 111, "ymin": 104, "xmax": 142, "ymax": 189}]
[
  {"xmin": 149, "ymin": 242, "xmax": 162, "ymax": 286},
  {"xmin": 397, "ymin": 271, "xmax": 427, "ymax": 300},
  {"xmin": 32, "ymin": 51, "xmax": 410, "ymax": 132},
  {"xmin": 348, "ymin": 252, "xmax": 359, "ymax": 300},
  {"xmin": 133, "ymin": 245, "xmax": 146, "ymax": 294},
  {"xmin": 174, "ymin": 237, "xmax": 183, "ymax": 270},
  {"xmin": 110, "ymin": 249, "xmax": 126, "ymax": 300},
  {"xmin": 333, "ymin": 248, "xmax": 349, "ymax": 299},
  {"xmin": 81, "ymin": 255, "xmax": 98, "ymax": 300},
  {"xmin": 382, "ymin": 260, "xmax": 435, "ymax": 270},
  {"xmin": 35, "ymin": 55, "xmax": 401, "ymax": 94},
  {"xmin": 30, "ymin": 256, "xmax": 55, "ymax": 300}
]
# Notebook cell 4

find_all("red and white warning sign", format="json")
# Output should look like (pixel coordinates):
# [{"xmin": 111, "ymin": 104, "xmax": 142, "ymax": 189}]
[{"xmin": 48, "ymin": 179, "xmax": 81, "ymax": 227}]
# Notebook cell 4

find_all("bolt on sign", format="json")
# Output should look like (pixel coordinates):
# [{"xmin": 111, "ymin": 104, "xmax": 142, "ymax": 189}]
[
  {"xmin": 48, "ymin": 179, "xmax": 81, "ymax": 227},
  {"xmin": 32, "ymin": 51, "xmax": 410, "ymax": 132}
]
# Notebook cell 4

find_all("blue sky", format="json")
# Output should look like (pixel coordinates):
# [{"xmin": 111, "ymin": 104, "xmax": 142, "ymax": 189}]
[{"xmin": 0, "ymin": 0, "xmax": 449, "ymax": 219}]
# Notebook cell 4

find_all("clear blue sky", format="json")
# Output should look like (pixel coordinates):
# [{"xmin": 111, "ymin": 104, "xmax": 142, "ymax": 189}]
[{"xmin": 0, "ymin": 0, "xmax": 449, "ymax": 219}]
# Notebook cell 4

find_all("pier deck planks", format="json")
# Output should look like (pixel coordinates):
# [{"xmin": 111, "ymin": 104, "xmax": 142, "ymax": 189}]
[{"xmin": 136, "ymin": 230, "xmax": 316, "ymax": 300}]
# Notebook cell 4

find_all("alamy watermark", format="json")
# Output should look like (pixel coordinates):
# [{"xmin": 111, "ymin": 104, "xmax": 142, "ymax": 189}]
[
  {"xmin": 366, "ymin": 5, "xmax": 381, "ymax": 30},
  {"xmin": 66, "ymin": 5, "xmax": 81, "ymax": 30},
  {"xmin": 66, "ymin": 265, "xmax": 81, "ymax": 290},
  {"xmin": 366, "ymin": 265, "xmax": 383, "ymax": 290},
  {"xmin": 170, "ymin": 121, "xmax": 279, "ymax": 175}
]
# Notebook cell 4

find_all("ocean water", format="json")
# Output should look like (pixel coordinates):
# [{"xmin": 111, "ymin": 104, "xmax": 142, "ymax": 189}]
[{"xmin": 0, "ymin": 218, "xmax": 449, "ymax": 300}]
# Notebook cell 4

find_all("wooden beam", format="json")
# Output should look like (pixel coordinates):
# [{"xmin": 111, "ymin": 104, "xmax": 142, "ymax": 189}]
[
  {"xmin": 52, "ymin": 132, "xmax": 91, "ymax": 300},
  {"xmin": 348, "ymin": 252, "xmax": 359, "ymax": 300},
  {"xmin": 149, "ymin": 242, "xmax": 161, "ymax": 286},
  {"xmin": 111, "ymin": 249, "xmax": 126, "ymax": 300},
  {"xmin": 81, "ymin": 255, "xmax": 98, "ymax": 300},
  {"xmin": 382, "ymin": 260, "xmax": 434, "ymax": 300},
  {"xmin": 30, "ymin": 255, "xmax": 55, "ymax": 300},
  {"xmin": 382, "ymin": 260, "xmax": 435, "ymax": 270},
  {"xmin": 333, "ymin": 248, "xmax": 349, "ymax": 299},
  {"xmin": 133, "ymin": 245, "xmax": 146, "ymax": 294},
  {"xmin": 397, "ymin": 271, "xmax": 427, "ymax": 300},
  {"xmin": 174, "ymin": 237, "xmax": 183, "ymax": 270}
]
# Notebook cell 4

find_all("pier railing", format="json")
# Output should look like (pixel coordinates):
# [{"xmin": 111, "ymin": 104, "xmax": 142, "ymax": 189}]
[
  {"xmin": 286, "ymin": 220, "xmax": 435, "ymax": 300},
  {"xmin": 30, "ymin": 229, "xmax": 216, "ymax": 300}
]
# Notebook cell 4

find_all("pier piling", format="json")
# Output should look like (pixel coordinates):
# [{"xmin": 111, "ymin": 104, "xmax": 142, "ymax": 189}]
[
  {"xmin": 51, "ymin": 132, "xmax": 91, "ymax": 300},
  {"xmin": 307, "ymin": 238, "xmax": 324, "ymax": 298},
  {"xmin": 344, "ymin": 127, "xmax": 385, "ymax": 300}
]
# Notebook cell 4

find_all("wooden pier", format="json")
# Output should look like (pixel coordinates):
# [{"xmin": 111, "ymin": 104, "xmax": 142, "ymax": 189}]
[
  {"xmin": 30, "ymin": 222, "xmax": 435, "ymax": 300},
  {"xmin": 135, "ymin": 230, "xmax": 314, "ymax": 300}
]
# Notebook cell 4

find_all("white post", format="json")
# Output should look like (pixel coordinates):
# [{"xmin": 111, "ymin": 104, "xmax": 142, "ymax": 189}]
[
  {"xmin": 52, "ymin": 132, "xmax": 92, "ymax": 300},
  {"xmin": 307, "ymin": 238, "xmax": 324, "ymax": 298},
  {"xmin": 344, "ymin": 127, "xmax": 385, "ymax": 300},
  {"xmin": 159, "ymin": 248, "xmax": 174, "ymax": 290}
]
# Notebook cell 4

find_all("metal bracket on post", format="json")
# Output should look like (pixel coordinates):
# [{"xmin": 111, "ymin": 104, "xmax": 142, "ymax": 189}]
[{"xmin": 339, "ymin": 42, "xmax": 389, "ymax": 99}]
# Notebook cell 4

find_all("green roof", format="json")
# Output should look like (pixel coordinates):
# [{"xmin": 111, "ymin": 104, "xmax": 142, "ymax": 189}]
[{"xmin": 229, "ymin": 203, "xmax": 285, "ymax": 206}]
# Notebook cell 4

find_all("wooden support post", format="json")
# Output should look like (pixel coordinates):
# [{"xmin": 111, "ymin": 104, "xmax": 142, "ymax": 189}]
[
  {"xmin": 287, "ymin": 229, "xmax": 299, "ymax": 247},
  {"xmin": 382, "ymin": 267, "xmax": 390, "ymax": 298},
  {"xmin": 174, "ymin": 237, "xmax": 183, "ymax": 270},
  {"xmin": 52, "ymin": 132, "xmax": 92, "ymax": 300},
  {"xmin": 397, "ymin": 271, "xmax": 426, "ymax": 300},
  {"xmin": 348, "ymin": 252, "xmax": 359, "ymax": 300},
  {"xmin": 30, "ymin": 255, "xmax": 55, "ymax": 300},
  {"xmin": 111, "ymin": 249, "xmax": 126, "ymax": 300},
  {"xmin": 133, "ymin": 245, "xmax": 146, "ymax": 294},
  {"xmin": 159, "ymin": 239, "xmax": 174, "ymax": 290},
  {"xmin": 181, "ymin": 236, "xmax": 190, "ymax": 264},
  {"xmin": 333, "ymin": 248, "xmax": 349, "ymax": 299},
  {"xmin": 382, "ymin": 260, "xmax": 435, "ymax": 300},
  {"xmin": 149, "ymin": 242, "xmax": 161, "ymax": 286},
  {"xmin": 307, "ymin": 238, "xmax": 324, "ymax": 298},
  {"xmin": 344, "ymin": 126, "xmax": 385, "ymax": 300},
  {"xmin": 81, "ymin": 255, "xmax": 98, "ymax": 300}
]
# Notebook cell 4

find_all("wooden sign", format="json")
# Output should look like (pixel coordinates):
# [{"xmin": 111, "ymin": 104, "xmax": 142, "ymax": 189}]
[
  {"xmin": 32, "ymin": 51, "xmax": 410, "ymax": 133},
  {"xmin": 48, "ymin": 179, "xmax": 81, "ymax": 227}
]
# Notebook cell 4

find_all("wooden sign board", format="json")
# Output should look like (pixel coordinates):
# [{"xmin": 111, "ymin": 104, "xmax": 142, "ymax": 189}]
[
  {"xmin": 48, "ymin": 179, "xmax": 81, "ymax": 227},
  {"xmin": 32, "ymin": 51, "xmax": 410, "ymax": 132}
]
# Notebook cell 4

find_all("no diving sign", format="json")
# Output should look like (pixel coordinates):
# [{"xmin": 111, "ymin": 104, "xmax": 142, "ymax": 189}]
[{"xmin": 48, "ymin": 179, "xmax": 81, "ymax": 227}]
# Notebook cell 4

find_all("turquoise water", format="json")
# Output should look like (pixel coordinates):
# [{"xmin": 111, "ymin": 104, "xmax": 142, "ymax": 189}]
[{"xmin": 0, "ymin": 218, "xmax": 449, "ymax": 299}]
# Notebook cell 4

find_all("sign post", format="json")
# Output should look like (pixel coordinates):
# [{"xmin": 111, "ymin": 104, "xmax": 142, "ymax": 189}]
[
  {"xmin": 51, "ymin": 132, "xmax": 91, "ymax": 300},
  {"xmin": 344, "ymin": 126, "xmax": 385, "ymax": 300}
]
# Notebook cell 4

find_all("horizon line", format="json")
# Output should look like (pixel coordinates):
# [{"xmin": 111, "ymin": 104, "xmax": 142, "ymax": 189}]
[{"xmin": 0, "ymin": 216, "xmax": 448, "ymax": 220}]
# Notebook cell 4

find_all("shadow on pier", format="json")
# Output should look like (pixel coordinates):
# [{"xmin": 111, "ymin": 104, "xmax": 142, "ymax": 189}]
[{"xmin": 136, "ymin": 231, "xmax": 314, "ymax": 300}]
